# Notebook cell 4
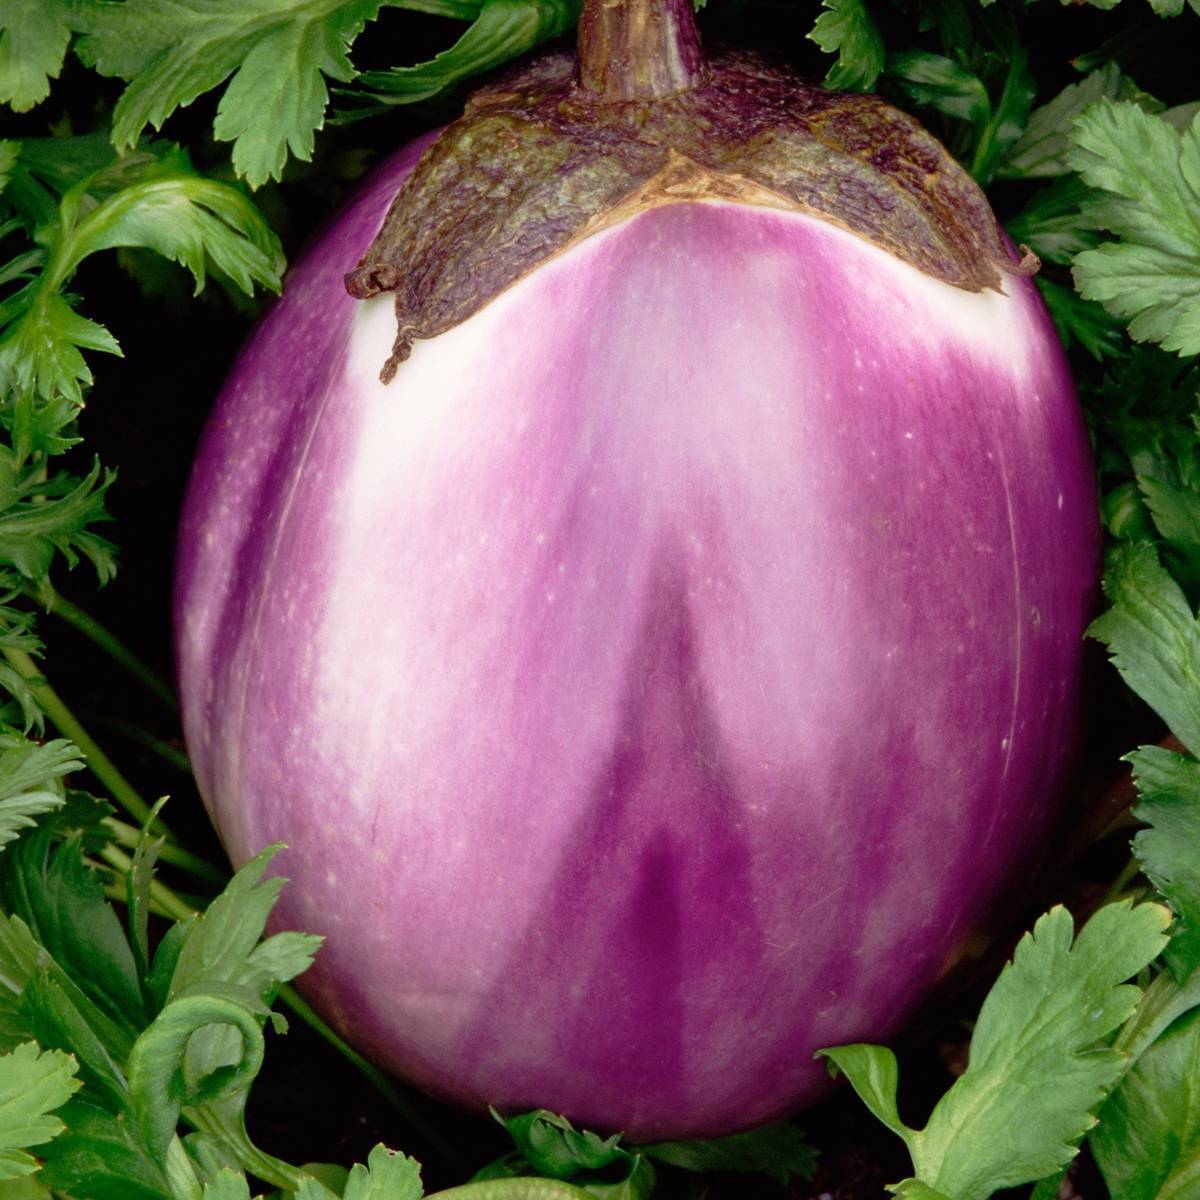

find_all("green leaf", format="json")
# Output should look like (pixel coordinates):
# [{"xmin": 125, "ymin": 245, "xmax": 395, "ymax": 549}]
[
  {"xmin": 0, "ymin": 147, "xmax": 282, "ymax": 411},
  {"xmin": 1089, "ymin": 541, "xmax": 1200, "ymax": 758},
  {"xmin": 1028, "ymin": 1171, "xmax": 1069, "ymax": 1200},
  {"xmin": 20, "ymin": 971, "xmax": 129, "ymax": 1115},
  {"xmin": 821, "ymin": 903, "xmax": 1172, "ymax": 1200},
  {"xmin": 0, "ymin": 142, "xmax": 14, "ymax": 194},
  {"xmin": 0, "ymin": 790, "xmax": 58, "ymax": 854},
  {"xmin": 125, "ymin": 799, "xmax": 170, "ymax": 992},
  {"xmin": 0, "ymin": 461, "xmax": 116, "ymax": 589},
  {"xmin": 201, "ymin": 1170, "xmax": 251, "ymax": 1200},
  {"xmin": 1090, "ymin": 350, "xmax": 1200, "ymax": 586},
  {"xmin": 2, "ymin": 825, "xmax": 146, "ymax": 1041},
  {"xmin": 1036, "ymin": 277, "xmax": 1127, "ymax": 361},
  {"xmin": 0, "ymin": 1175, "xmax": 52, "ymax": 1198},
  {"xmin": 351, "ymin": 0, "xmax": 578, "ymax": 108},
  {"xmin": 907, "ymin": 903, "xmax": 1171, "ymax": 1200},
  {"xmin": 0, "ymin": 740, "xmax": 79, "ymax": 813},
  {"xmin": 500, "ymin": 1111, "xmax": 634, "ymax": 1181},
  {"xmin": 166, "ymin": 845, "xmax": 320, "ymax": 1007},
  {"xmin": 1139, "ymin": 475, "xmax": 1200, "ymax": 594},
  {"xmin": 0, "ymin": 914, "xmax": 43, "ymax": 1050},
  {"xmin": 639, "ymin": 1121, "xmax": 817, "ymax": 1185},
  {"xmin": 0, "ymin": 735, "xmax": 76, "ymax": 852},
  {"xmin": 36, "ymin": 1098, "xmax": 173, "ymax": 1200},
  {"xmin": 126, "ymin": 993, "xmax": 264, "ymax": 1165},
  {"xmin": 483, "ymin": 1110, "xmax": 654, "ymax": 1197},
  {"xmin": 1001, "ymin": 63, "xmax": 1130, "ymax": 179},
  {"xmin": 0, "ymin": 598, "xmax": 43, "ymax": 733},
  {"xmin": 51, "ymin": 150, "xmax": 285, "ymax": 299},
  {"xmin": 886, "ymin": 50, "xmax": 990, "ymax": 129},
  {"xmin": 807, "ymin": 0, "xmax": 885, "ymax": 93},
  {"xmin": 818, "ymin": 1044, "xmax": 911, "ymax": 1141},
  {"xmin": 0, "ymin": 0, "xmax": 75, "ymax": 113},
  {"xmin": 187, "ymin": 1092, "xmax": 309, "ymax": 1196},
  {"xmin": 180, "ymin": 1129, "xmax": 244, "ymax": 1188},
  {"xmin": 393, "ymin": 0, "xmax": 485, "ymax": 15},
  {"xmin": 0, "ymin": 1042, "xmax": 79, "ymax": 1179},
  {"xmin": 1127, "ymin": 745, "xmax": 1200, "ymax": 979},
  {"xmin": 1069, "ymin": 101, "xmax": 1200, "ymax": 356},
  {"xmin": 969, "ymin": 44, "xmax": 1036, "ymax": 186},
  {"xmin": 1093, "ymin": 1006, "xmax": 1200, "ymax": 1200},
  {"xmin": 342, "ymin": 1145, "xmax": 423, "ymax": 1200},
  {"xmin": 889, "ymin": 1182, "xmax": 952, "ymax": 1200},
  {"xmin": 211, "ymin": 3, "xmax": 383, "ymax": 186},
  {"xmin": 0, "ymin": 292, "xmax": 121, "ymax": 410},
  {"xmin": 77, "ymin": 0, "xmax": 385, "ymax": 188},
  {"xmin": 2, "ymin": 132, "xmax": 126, "ymax": 229}
]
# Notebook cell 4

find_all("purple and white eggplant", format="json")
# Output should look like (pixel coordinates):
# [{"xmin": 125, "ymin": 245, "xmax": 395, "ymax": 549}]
[{"xmin": 175, "ymin": 0, "xmax": 1098, "ymax": 1140}]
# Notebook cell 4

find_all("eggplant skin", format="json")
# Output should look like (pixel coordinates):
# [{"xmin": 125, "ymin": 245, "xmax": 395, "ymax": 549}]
[{"xmin": 175, "ymin": 138, "xmax": 1099, "ymax": 1141}]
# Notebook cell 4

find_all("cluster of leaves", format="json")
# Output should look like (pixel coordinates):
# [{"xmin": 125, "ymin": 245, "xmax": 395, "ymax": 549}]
[
  {"xmin": 1, "ymin": 0, "xmax": 578, "ymax": 188},
  {"xmin": 0, "ymin": 773, "xmax": 431, "ymax": 1199},
  {"xmin": 0, "ymin": 0, "xmax": 1196, "ymax": 1197}
]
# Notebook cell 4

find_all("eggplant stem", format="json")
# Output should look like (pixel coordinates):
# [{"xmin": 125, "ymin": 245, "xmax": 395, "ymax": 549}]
[{"xmin": 577, "ymin": 0, "xmax": 706, "ymax": 101}]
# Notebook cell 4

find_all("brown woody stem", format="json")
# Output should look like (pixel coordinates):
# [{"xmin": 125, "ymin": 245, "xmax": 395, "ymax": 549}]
[{"xmin": 577, "ymin": 0, "xmax": 706, "ymax": 101}]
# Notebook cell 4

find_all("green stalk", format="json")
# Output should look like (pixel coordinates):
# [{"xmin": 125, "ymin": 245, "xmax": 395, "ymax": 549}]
[
  {"xmin": 1100, "ymin": 856, "xmax": 1144, "ymax": 907},
  {"xmin": 104, "ymin": 816, "xmax": 226, "ymax": 887},
  {"xmin": 85, "ymin": 710, "xmax": 193, "ymax": 774},
  {"xmin": 3, "ymin": 646, "xmax": 163, "ymax": 831},
  {"xmin": 2, "ymin": 647, "xmax": 225, "ymax": 888},
  {"xmin": 101, "ymin": 843, "xmax": 195, "ymax": 922},
  {"xmin": 44, "ymin": 592, "xmax": 178, "ymax": 712}
]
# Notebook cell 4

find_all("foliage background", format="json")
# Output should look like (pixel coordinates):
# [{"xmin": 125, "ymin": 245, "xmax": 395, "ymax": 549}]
[{"xmin": 0, "ymin": 0, "xmax": 1198, "ymax": 1197}]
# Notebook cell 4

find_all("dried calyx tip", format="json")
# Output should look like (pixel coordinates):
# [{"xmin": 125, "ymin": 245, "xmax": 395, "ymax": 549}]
[{"xmin": 577, "ymin": 0, "xmax": 706, "ymax": 101}]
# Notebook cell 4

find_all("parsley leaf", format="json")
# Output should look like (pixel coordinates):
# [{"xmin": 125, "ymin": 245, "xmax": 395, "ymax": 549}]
[
  {"xmin": 164, "ymin": 844, "xmax": 321, "ymax": 1008},
  {"xmin": 0, "ymin": 1040, "xmax": 80, "ymax": 1179},
  {"xmin": 127, "ymin": 991, "xmax": 265, "ymax": 1164},
  {"xmin": 1089, "ymin": 542, "xmax": 1200, "ymax": 976},
  {"xmin": 884, "ymin": 41, "xmax": 1035, "ymax": 186},
  {"xmin": 1089, "ymin": 352, "xmax": 1200, "ymax": 587},
  {"xmin": 76, "ymin": 0, "xmax": 386, "ymax": 189},
  {"xmin": 37, "ymin": 1096, "xmax": 174, "ymax": 1200},
  {"xmin": 1092, "ymin": 1006, "xmax": 1200, "ymax": 1200},
  {"xmin": 1127, "ymin": 746, "xmax": 1200, "ymax": 980},
  {"xmin": 1036, "ymin": 277, "xmax": 1128, "ymax": 361},
  {"xmin": 2, "ymin": 821, "xmax": 148, "ymax": 1048},
  {"xmin": 0, "ymin": 458, "xmax": 116, "ymax": 592},
  {"xmin": 641, "ymin": 1122, "xmax": 818, "ymax": 1186},
  {"xmin": 820, "ymin": 901, "xmax": 1172, "ymax": 1200},
  {"xmin": 472, "ymin": 1109, "xmax": 657, "ymax": 1196},
  {"xmin": 350, "ymin": 0, "xmax": 578, "ymax": 112},
  {"xmin": 341, "ymin": 1145, "xmax": 424, "ymax": 1200},
  {"xmin": 807, "ymin": 0, "xmax": 885, "ymax": 93},
  {"xmin": 0, "ymin": 0, "xmax": 77, "ymax": 113},
  {"xmin": 888, "ymin": 50, "xmax": 990, "ymax": 128},
  {"xmin": 1069, "ymin": 100, "xmax": 1200, "ymax": 356},
  {"xmin": 0, "ymin": 145, "xmax": 282, "ymax": 408},
  {"xmin": 499, "ymin": 1110, "xmax": 637, "ymax": 1181},
  {"xmin": 0, "ymin": 737, "xmax": 78, "ymax": 850},
  {"xmin": 202, "ymin": 1170, "xmax": 252, "ymax": 1200},
  {"xmin": 1089, "ymin": 540, "xmax": 1200, "ymax": 757},
  {"xmin": 1001, "ymin": 63, "xmax": 1136, "ymax": 180}
]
